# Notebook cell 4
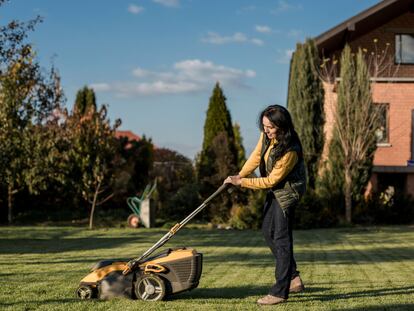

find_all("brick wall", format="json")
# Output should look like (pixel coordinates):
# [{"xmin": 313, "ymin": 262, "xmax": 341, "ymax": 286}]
[
  {"xmin": 349, "ymin": 12, "xmax": 414, "ymax": 77},
  {"xmin": 322, "ymin": 82, "xmax": 414, "ymax": 166},
  {"xmin": 372, "ymin": 83, "xmax": 414, "ymax": 166}
]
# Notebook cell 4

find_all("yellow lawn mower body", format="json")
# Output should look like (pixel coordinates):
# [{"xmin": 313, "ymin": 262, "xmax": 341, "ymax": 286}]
[{"xmin": 76, "ymin": 247, "xmax": 202, "ymax": 301}]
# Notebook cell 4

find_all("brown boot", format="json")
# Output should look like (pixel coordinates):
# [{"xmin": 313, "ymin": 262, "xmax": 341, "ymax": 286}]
[
  {"xmin": 289, "ymin": 276, "xmax": 305, "ymax": 293},
  {"xmin": 257, "ymin": 295, "xmax": 286, "ymax": 305}
]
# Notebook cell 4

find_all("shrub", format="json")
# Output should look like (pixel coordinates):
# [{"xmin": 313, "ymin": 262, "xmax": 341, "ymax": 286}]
[
  {"xmin": 295, "ymin": 190, "xmax": 339, "ymax": 229},
  {"xmin": 228, "ymin": 190, "xmax": 265, "ymax": 229},
  {"xmin": 354, "ymin": 188, "xmax": 414, "ymax": 225}
]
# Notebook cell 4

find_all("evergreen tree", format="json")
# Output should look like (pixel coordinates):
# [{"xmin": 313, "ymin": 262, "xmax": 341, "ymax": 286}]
[
  {"xmin": 233, "ymin": 122, "xmax": 246, "ymax": 169},
  {"xmin": 287, "ymin": 38, "xmax": 325, "ymax": 190},
  {"xmin": 196, "ymin": 82, "xmax": 238, "ymax": 223},
  {"xmin": 317, "ymin": 132, "xmax": 344, "ymax": 216},
  {"xmin": 75, "ymin": 86, "xmax": 96, "ymax": 114},
  {"xmin": 201, "ymin": 83, "xmax": 235, "ymax": 152}
]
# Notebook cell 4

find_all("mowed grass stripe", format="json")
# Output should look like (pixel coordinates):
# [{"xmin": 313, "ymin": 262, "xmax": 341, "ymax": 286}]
[
  {"xmin": 341, "ymin": 240, "xmax": 388, "ymax": 307},
  {"xmin": 200, "ymin": 231, "xmax": 260, "ymax": 288},
  {"xmin": 349, "ymin": 239, "xmax": 409, "ymax": 287},
  {"xmin": 294, "ymin": 232, "xmax": 384, "ymax": 309}
]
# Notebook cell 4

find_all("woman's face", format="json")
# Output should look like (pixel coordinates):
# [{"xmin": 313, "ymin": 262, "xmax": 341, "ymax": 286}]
[{"xmin": 262, "ymin": 116, "xmax": 277, "ymax": 139}]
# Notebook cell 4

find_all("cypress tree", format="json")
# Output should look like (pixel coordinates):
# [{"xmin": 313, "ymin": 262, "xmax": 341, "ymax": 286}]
[
  {"xmin": 233, "ymin": 122, "xmax": 246, "ymax": 169},
  {"xmin": 287, "ymin": 42, "xmax": 303, "ymax": 129},
  {"xmin": 196, "ymin": 82, "xmax": 238, "ymax": 223},
  {"xmin": 201, "ymin": 83, "xmax": 235, "ymax": 151},
  {"xmin": 318, "ymin": 131, "xmax": 344, "ymax": 215},
  {"xmin": 287, "ymin": 39, "xmax": 325, "ymax": 190},
  {"xmin": 75, "ymin": 86, "xmax": 97, "ymax": 114}
]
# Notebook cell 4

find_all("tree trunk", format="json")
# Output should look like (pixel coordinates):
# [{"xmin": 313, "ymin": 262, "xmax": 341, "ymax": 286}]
[
  {"xmin": 344, "ymin": 168, "xmax": 352, "ymax": 223},
  {"xmin": 8, "ymin": 184, "xmax": 13, "ymax": 224},
  {"xmin": 89, "ymin": 181, "xmax": 101, "ymax": 230}
]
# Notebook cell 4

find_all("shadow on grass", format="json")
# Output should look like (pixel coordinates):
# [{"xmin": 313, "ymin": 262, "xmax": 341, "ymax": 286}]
[
  {"xmin": 334, "ymin": 304, "xmax": 414, "ymax": 311},
  {"xmin": 296, "ymin": 285, "xmax": 414, "ymax": 302},
  {"xmin": 0, "ymin": 226, "xmax": 168, "ymax": 254},
  {"xmin": 0, "ymin": 298, "xmax": 80, "ymax": 308},
  {"xmin": 0, "ymin": 237, "xmax": 141, "ymax": 254},
  {"xmin": 0, "ymin": 228, "xmax": 262, "ymax": 254},
  {"xmin": 1, "ymin": 226, "xmax": 413, "ymax": 263},
  {"xmin": 170, "ymin": 285, "xmax": 329, "ymax": 300},
  {"xmin": 203, "ymin": 246, "xmax": 414, "ymax": 265},
  {"xmin": 171, "ymin": 285, "xmax": 267, "ymax": 300}
]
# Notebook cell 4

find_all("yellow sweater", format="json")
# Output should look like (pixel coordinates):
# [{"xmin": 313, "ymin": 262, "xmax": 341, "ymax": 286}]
[{"xmin": 238, "ymin": 132, "xmax": 298, "ymax": 189}]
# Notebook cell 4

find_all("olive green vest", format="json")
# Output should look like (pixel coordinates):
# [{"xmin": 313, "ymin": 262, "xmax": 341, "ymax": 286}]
[{"xmin": 259, "ymin": 135, "xmax": 307, "ymax": 211}]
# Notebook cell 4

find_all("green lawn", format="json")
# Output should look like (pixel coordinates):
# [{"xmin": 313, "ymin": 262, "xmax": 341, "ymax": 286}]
[{"xmin": 0, "ymin": 225, "xmax": 413, "ymax": 311}]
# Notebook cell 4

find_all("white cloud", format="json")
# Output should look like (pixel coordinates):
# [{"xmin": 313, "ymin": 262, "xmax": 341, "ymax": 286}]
[
  {"xmin": 128, "ymin": 4, "xmax": 144, "ymax": 14},
  {"xmin": 255, "ymin": 25, "xmax": 272, "ymax": 34},
  {"xmin": 245, "ymin": 70, "xmax": 256, "ymax": 78},
  {"xmin": 152, "ymin": 0, "xmax": 179, "ymax": 7},
  {"xmin": 91, "ymin": 59, "xmax": 256, "ymax": 97},
  {"xmin": 201, "ymin": 32, "xmax": 264, "ymax": 46},
  {"xmin": 276, "ymin": 49, "xmax": 295, "ymax": 64},
  {"xmin": 90, "ymin": 83, "xmax": 111, "ymax": 91},
  {"xmin": 271, "ymin": 0, "xmax": 303, "ymax": 14},
  {"xmin": 174, "ymin": 59, "xmax": 256, "ymax": 82},
  {"xmin": 94, "ymin": 81, "xmax": 198, "ymax": 96},
  {"xmin": 132, "ymin": 67, "xmax": 150, "ymax": 77},
  {"xmin": 120, "ymin": 81, "xmax": 199, "ymax": 96},
  {"xmin": 251, "ymin": 38, "xmax": 264, "ymax": 46},
  {"xmin": 285, "ymin": 49, "xmax": 295, "ymax": 58}
]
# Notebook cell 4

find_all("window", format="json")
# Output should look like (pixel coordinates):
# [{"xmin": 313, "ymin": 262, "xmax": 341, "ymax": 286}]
[
  {"xmin": 395, "ymin": 34, "xmax": 414, "ymax": 64},
  {"xmin": 375, "ymin": 104, "xmax": 389, "ymax": 144},
  {"xmin": 377, "ymin": 173, "xmax": 406, "ymax": 195}
]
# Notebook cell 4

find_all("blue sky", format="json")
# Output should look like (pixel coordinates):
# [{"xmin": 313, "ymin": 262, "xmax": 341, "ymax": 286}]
[{"xmin": 1, "ymin": 0, "xmax": 380, "ymax": 160}]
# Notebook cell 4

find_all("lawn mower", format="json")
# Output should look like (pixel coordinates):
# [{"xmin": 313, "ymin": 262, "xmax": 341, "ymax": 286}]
[{"xmin": 76, "ymin": 183, "xmax": 228, "ymax": 301}]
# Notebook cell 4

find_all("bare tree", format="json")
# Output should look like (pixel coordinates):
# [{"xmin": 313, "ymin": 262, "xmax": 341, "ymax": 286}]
[{"xmin": 318, "ymin": 41, "xmax": 397, "ymax": 223}]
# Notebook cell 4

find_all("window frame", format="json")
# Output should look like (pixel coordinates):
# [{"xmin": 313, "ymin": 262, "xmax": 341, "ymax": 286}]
[
  {"xmin": 375, "ymin": 103, "xmax": 390, "ymax": 146},
  {"xmin": 395, "ymin": 33, "xmax": 414, "ymax": 65}
]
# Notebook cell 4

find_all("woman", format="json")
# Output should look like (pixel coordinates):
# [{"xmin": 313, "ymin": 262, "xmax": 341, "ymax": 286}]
[{"xmin": 224, "ymin": 104, "xmax": 306, "ymax": 305}]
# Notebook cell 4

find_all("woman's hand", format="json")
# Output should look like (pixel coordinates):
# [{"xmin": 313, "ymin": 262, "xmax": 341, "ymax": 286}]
[{"xmin": 224, "ymin": 175, "xmax": 242, "ymax": 186}]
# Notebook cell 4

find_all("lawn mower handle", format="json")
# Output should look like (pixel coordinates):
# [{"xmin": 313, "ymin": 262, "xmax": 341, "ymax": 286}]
[{"xmin": 123, "ymin": 183, "xmax": 230, "ymax": 274}]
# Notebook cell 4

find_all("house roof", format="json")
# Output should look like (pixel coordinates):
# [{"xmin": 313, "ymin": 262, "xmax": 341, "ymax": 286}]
[
  {"xmin": 315, "ymin": 0, "xmax": 414, "ymax": 54},
  {"xmin": 115, "ymin": 130, "xmax": 141, "ymax": 142}
]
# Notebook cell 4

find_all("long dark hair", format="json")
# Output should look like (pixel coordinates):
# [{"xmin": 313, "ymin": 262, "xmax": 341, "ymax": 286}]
[{"xmin": 258, "ymin": 105, "xmax": 303, "ymax": 160}]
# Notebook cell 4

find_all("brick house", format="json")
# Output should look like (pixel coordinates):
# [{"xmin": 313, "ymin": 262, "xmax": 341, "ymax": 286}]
[
  {"xmin": 115, "ymin": 130, "xmax": 141, "ymax": 142},
  {"xmin": 313, "ymin": 0, "xmax": 414, "ymax": 196},
  {"xmin": 115, "ymin": 130, "xmax": 141, "ymax": 149}
]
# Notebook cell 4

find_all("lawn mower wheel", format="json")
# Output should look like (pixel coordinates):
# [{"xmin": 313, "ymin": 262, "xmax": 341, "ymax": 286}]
[{"xmin": 134, "ymin": 274, "xmax": 166, "ymax": 301}]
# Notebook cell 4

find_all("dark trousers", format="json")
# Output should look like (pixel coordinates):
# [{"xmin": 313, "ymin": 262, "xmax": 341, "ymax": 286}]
[{"xmin": 262, "ymin": 192, "xmax": 299, "ymax": 299}]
